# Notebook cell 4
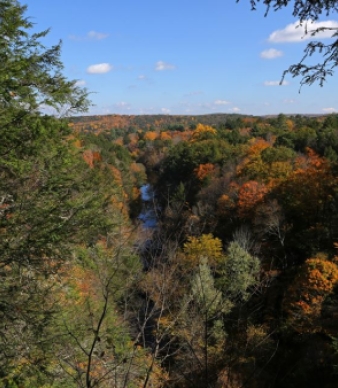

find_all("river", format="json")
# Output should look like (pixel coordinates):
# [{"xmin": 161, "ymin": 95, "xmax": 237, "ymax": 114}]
[{"xmin": 138, "ymin": 184, "xmax": 158, "ymax": 229}]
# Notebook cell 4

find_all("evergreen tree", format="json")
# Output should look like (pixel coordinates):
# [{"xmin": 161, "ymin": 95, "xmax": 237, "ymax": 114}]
[
  {"xmin": 217, "ymin": 242, "xmax": 260, "ymax": 303},
  {"xmin": 0, "ymin": 1, "xmax": 112, "ymax": 385}
]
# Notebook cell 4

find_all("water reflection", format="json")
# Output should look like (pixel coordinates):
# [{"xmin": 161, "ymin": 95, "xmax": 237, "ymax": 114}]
[{"xmin": 138, "ymin": 184, "xmax": 157, "ymax": 228}]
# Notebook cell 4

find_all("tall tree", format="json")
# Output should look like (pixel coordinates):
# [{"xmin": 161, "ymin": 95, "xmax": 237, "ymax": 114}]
[{"xmin": 0, "ymin": 1, "xmax": 111, "ymax": 385}]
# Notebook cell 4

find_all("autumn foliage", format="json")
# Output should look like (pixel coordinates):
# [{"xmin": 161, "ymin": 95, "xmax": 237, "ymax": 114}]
[
  {"xmin": 183, "ymin": 234, "xmax": 223, "ymax": 267},
  {"xmin": 284, "ymin": 254, "xmax": 338, "ymax": 333},
  {"xmin": 6, "ymin": 64, "xmax": 338, "ymax": 388},
  {"xmin": 237, "ymin": 180, "xmax": 269, "ymax": 218},
  {"xmin": 194, "ymin": 163, "xmax": 216, "ymax": 181}
]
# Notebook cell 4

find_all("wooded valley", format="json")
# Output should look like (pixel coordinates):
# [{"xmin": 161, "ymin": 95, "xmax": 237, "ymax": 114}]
[
  {"xmin": 5, "ymin": 108, "xmax": 338, "ymax": 387},
  {"xmin": 2, "ymin": 1, "xmax": 338, "ymax": 387}
]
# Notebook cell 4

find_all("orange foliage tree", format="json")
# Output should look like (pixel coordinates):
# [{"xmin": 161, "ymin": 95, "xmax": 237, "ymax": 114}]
[
  {"xmin": 194, "ymin": 163, "xmax": 217, "ymax": 182},
  {"xmin": 160, "ymin": 131, "xmax": 172, "ymax": 141},
  {"xmin": 283, "ymin": 254, "xmax": 338, "ymax": 333},
  {"xmin": 144, "ymin": 131, "xmax": 158, "ymax": 141},
  {"xmin": 237, "ymin": 180, "xmax": 269, "ymax": 219}
]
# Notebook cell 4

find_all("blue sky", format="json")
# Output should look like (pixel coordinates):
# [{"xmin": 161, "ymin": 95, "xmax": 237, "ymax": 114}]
[{"xmin": 24, "ymin": 0, "xmax": 338, "ymax": 116}]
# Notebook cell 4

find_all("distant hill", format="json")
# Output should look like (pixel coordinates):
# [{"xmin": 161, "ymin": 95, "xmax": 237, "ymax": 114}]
[{"xmin": 69, "ymin": 113, "xmax": 249, "ymax": 133}]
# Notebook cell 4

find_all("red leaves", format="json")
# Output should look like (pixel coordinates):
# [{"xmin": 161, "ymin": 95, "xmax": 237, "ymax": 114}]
[{"xmin": 238, "ymin": 181, "xmax": 269, "ymax": 219}]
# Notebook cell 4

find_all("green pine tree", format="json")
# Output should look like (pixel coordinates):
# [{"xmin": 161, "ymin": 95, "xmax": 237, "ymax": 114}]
[{"xmin": 0, "ymin": 1, "xmax": 113, "ymax": 385}]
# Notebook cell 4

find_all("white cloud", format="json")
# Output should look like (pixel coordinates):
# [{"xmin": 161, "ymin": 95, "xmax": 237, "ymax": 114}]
[
  {"xmin": 75, "ymin": 79, "xmax": 86, "ymax": 87},
  {"xmin": 87, "ymin": 30, "xmax": 109, "ymax": 40},
  {"xmin": 161, "ymin": 108, "xmax": 171, "ymax": 114},
  {"xmin": 214, "ymin": 99, "xmax": 230, "ymax": 105},
  {"xmin": 322, "ymin": 107, "xmax": 337, "ymax": 113},
  {"xmin": 268, "ymin": 20, "xmax": 338, "ymax": 43},
  {"xmin": 69, "ymin": 31, "xmax": 109, "ymax": 41},
  {"xmin": 115, "ymin": 101, "xmax": 130, "ymax": 109},
  {"xmin": 137, "ymin": 74, "xmax": 155, "ymax": 85},
  {"xmin": 264, "ymin": 80, "xmax": 289, "ymax": 86},
  {"xmin": 87, "ymin": 63, "xmax": 113, "ymax": 74},
  {"xmin": 155, "ymin": 61, "xmax": 176, "ymax": 71},
  {"xmin": 260, "ymin": 48, "xmax": 283, "ymax": 59},
  {"xmin": 229, "ymin": 107, "xmax": 241, "ymax": 113},
  {"xmin": 283, "ymin": 99, "xmax": 296, "ymax": 104}
]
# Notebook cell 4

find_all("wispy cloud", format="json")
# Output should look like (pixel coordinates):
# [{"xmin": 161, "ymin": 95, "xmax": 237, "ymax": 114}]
[
  {"xmin": 114, "ymin": 101, "xmax": 131, "ymax": 110},
  {"xmin": 69, "ymin": 30, "xmax": 109, "ymax": 41},
  {"xmin": 264, "ymin": 80, "xmax": 289, "ymax": 86},
  {"xmin": 214, "ymin": 99, "xmax": 230, "ymax": 105},
  {"xmin": 260, "ymin": 48, "xmax": 283, "ymax": 59},
  {"xmin": 229, "ymin": 107, "xmax": 241, "ymax": 113},
  {"xmin": 137, "ymin": 74, "xmax": 154, "ymax": 85},
  {"xmin": 193, "ymin": 100, "xmax": 232, "ymax": 111},
  {"xmin": 155, "ymin": 61, "xmax": 176, "ymax": 71},
  {"xmin": 322, "ymin": 107, "xmax": 337, "ymax": 113},
  {"xmin": 87, "ymin": 30, "xmax": 109, "ymax": 40},
  {"xmin": 75, "ymin": 80, "xmax": 86, "ymax": 87},
  {"xmin": 87, "ymin": 63, "xmax": 113, "ymax": 74},
  {"xmin": 268, "ymin": 20, "xmax": 338, "ymax": 43},
  {"xmin": 283, "ymin": 99, "xmax": 296, "ymax": 104},
  {"xmin": 161, "ymin": 108, "xmax": 171, "ymax": 114}
]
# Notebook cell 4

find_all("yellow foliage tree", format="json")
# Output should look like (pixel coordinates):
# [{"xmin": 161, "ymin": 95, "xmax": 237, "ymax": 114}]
[
  {"xmin": 160, "ymin": 131, "xmax": 172, "ymax": 141},
  {"xmin": 269, "ymin": 161, "xmax": 293, "ymax": 180},
  {"xmin": 191, "ymin": 123, "xmax": 217, "ymax": 141},
  {"xmin": 236, "ymin": 138, "xmax": 271, "ymax": 180},
  {"xmin": 183, "ymin": 234, "xmax": 223, "ymax": 267}
]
